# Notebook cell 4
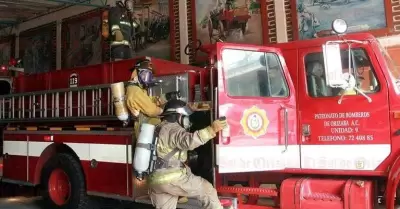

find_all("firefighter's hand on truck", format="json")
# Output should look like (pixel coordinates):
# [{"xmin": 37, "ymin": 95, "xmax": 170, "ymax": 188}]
[
  {"xmin": 211, "ymin": 118, "xmax": 227, "ymax": 133},
  {"xmin": 115, "ymin": 30, "xmax": 124, "ymax": 41}
]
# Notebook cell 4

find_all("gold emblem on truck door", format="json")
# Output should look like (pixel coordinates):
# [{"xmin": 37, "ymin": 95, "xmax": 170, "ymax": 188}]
[{"xmin": 240, "ymin": 106, "xmax": 269, "ymax": 139}]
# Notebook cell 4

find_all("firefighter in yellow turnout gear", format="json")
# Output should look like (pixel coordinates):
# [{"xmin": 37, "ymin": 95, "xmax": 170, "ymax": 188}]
[
  {"xmin": 148, "ymin": 99, "xmax": 227, "ymax": 209},
  {"xmin": 125, "ymin": 59, "xmax": 164, "ymax": 138}
]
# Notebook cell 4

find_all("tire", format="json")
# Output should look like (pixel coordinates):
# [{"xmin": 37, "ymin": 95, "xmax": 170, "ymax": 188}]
[{"xmin": 41, "ymin": 153, "xmax": 92, "ymax": 209}]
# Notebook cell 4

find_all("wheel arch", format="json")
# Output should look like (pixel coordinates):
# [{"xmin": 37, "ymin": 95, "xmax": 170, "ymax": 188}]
[
  {"xmin": 33, "ymin": 143, "xmax": 85, "ymax": 185},
  {"xmin": 386, "ymin": 154, "xmax": 400, "ymax": 209}
]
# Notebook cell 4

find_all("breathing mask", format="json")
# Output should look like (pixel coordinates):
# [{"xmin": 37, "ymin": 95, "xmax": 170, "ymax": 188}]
[
  {"xmin": 168, "ymin": 106, "xmax": 193, "ymax": 130},
  {"xmin": 175, "ymin": 106, "xmax": 193, "ymax": 129},
  {"xmin": 131, "ymin": 59, "xmax": 157, "ymax": 88},
  {"xmin": 137, "ymin": 67, "xmax": 155, "ymax": 88},
  {"xmin": 162, "ymin": 99, "xmax": 194, "ymax": 130}
]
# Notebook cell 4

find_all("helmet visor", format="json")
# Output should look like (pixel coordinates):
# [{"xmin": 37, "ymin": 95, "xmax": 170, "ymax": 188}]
[{"xmin": 165, "ymin": 106, "xmax": 193, "ymax": 116}]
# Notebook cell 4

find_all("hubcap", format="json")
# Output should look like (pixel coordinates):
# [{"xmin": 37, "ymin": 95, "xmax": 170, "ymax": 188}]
[{"xmin": 48, "ymin": 168, "xmax": 71, "ymax": 206}]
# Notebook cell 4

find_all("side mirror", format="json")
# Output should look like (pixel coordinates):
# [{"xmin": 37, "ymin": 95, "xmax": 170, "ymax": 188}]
[{"xmin": 322, "ymin": 43, "xmax": 346, "ymax": 88}]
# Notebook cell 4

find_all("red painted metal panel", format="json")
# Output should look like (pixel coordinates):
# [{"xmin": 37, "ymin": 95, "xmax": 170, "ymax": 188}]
[{"xmin": 3, "ymin": 155, "xmax": 27, "ymax": 182}]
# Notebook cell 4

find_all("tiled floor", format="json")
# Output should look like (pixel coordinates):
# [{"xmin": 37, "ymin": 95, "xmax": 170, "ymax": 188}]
[
  {"xmin": 0, "ymin": 196, "xmax": 394, "ymax": 209},
  {"xmin": 0, "ymin": 196, "xmax": 154, "ymax": 209}
]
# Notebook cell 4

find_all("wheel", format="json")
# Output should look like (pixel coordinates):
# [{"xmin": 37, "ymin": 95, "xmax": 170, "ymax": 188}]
[{"xmin": 41, "ymin": 153, "xmax": 92, "ymax": 209}]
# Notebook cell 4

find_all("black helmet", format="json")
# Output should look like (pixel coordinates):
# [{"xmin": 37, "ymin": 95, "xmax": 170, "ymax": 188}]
[
  {"xmin": 162, "ymin": 99, "xmax": 193, "ymax": 129},
  {"xmin": 129, "ymin": 58, "xmax": 153, "ymax": 72},
  {"xmin": 162, "ymin": 99, "xmax": 193, "ymax": 116}
]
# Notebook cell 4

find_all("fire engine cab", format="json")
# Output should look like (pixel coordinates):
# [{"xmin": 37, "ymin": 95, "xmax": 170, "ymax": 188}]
[{"xmin": 1, "ymin": 18, "xmax": 400, "ymax": 209}]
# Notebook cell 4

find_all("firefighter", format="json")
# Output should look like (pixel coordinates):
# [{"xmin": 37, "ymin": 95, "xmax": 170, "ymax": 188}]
[
  {"xmin": 126, "ymin": 59, "xmax": 164, "ymax": 137},
  {"xmin": 148, "ymin": 99, "xmax": 227, "ymax": 209},
  {"xmin": 108, "ymin": 0, "xmax": 138, "ymax": 61}
]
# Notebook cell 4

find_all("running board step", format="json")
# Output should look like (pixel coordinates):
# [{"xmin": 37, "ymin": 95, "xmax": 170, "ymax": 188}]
[{"xmin": 217, "ymin": 186, "xmax": 278, "ymax": 197}]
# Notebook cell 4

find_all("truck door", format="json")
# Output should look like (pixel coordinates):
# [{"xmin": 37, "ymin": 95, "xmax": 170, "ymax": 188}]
[
  {"xmin": 215, "ymin": 43, "xmax": 300, "ymax": 173},
  {"xmin": 298, "ymin": 45, "xmax": 391, "ymax": 171}
]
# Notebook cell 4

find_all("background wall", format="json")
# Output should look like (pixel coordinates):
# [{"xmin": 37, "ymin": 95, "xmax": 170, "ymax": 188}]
[
  {"xmin": 296, "ymin": 0, "xmax": 386, "ymax": 40},
  {"xmin": 131, "ymin": 0, "xmax": 171, "ymax": 60},
  {"xmin": 19, "ymin": 22, "xmax": 56, "ymax": 74},
  {"xmin": 195, "ymin": 0, "xmax": 263, "ymax": 45},
  {"xmin": 62, "ymin": 9, "xmax": 103, "ymax": 69},
  {"xmin": 0, "ymin": 36, "xmax": 14, "ymax": 66}
]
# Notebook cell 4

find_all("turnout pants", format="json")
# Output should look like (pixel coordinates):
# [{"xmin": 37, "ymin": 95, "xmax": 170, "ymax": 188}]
[
  {"xmin": 111, "ymin": 44, "xmax": 132, "ymax": 60},
  {"xmin": 149, "ymin": 167, "xmax": 222, "ymax": 209}
]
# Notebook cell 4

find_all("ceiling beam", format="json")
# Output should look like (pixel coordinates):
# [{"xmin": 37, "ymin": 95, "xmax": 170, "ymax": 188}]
[
  {"xmin": 0, "ymin": 2, "xmax": 51, "ymax": 11},
  {"xmin": 0, "ymin": 20, "xmax": 17, "ymax": 25},
  {"xmin": 0, "ymin": 9, "xmax": 36, "ymax": 19},
  {"xmin": 11, "ymin": 0, "xmax": 63, "ymax": 6},
  {"xmin": 45, "ymin": 0, "xmax": 105, "ymax": 7}
]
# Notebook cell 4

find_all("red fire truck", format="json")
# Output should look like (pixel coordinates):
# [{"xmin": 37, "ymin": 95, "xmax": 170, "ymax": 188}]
[{"xmin": 1, "ymin": 19, "xmax": 400, "ymax": 209}]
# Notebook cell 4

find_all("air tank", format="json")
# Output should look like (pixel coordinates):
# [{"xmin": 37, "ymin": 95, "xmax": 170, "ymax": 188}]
[
  {"xmin": 110, "ymin": 82, "xmax": 129, "ymax": 121},
  {"xmin": 133, "ymin": 123, "xmax": 156, "ymax": 180}
]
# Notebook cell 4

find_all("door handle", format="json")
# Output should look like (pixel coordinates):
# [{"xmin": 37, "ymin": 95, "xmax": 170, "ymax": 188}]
[
  {"xmin": 302, "ymin": 124, "xmax": 311, "ymax": 142},
  {"xmin": 302, "ymin": 124, "xmax": 311, "ymax": 137},
  {"xmin": 282, "ymin": 107, "xmax": 288, "ymax": 153}
]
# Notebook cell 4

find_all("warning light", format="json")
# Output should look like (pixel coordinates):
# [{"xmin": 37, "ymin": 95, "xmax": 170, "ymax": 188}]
[
  {"xmin": 44, "ymin": 135, "xmax": 53, "ymax": 142},
  {"xmin": 0, "ymin": 65, "xmax": 7, "ymax": 71},
  {"xmin": 8, "ymin": 57, "xmax": 16, "ymax": 66}
]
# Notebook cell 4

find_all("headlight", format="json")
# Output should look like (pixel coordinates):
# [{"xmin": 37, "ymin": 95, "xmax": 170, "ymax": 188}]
[{"xmin": 332, "ymin": 19, "xmax": 348, "ymax": 34}]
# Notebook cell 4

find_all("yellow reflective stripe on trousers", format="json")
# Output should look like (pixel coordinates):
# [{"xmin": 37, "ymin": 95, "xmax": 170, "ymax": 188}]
[{"xmin": 148, "ymin": 169, "xmax": 186, "ymax": 185}]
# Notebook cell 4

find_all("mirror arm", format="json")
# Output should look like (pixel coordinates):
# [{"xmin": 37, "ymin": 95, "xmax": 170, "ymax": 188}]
[
  {"xmin": 338, "ymin": 91, "xmax": 346, "ymax": 104},
  {"xmin": 354, "ymin": 87, "xmax": 372, "ymax": 103},
  {"xmin": 338, "ymin": 87, "xmax": 372, "ymax": 104}
]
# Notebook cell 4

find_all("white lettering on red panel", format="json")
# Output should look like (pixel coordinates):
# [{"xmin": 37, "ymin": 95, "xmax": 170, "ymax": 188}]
[{"xmin": 313, "ymin": 112, "xmax": 374, "ymax": 142}]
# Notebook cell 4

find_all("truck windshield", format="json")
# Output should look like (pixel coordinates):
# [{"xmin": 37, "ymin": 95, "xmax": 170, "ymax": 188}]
[
  {"xmin": 377, "ymin": 43, "xmax": 400, "ymax": 92},
  {"xmin": 305, "ymin": 48, "xmax": 379, "ymax": 97},
  {"xmin": 222, "ymin": 49, "xmax": 289, "ymax": 98}
]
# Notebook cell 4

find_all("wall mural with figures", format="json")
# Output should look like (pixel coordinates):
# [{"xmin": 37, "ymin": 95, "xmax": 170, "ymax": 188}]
[
  {"xmin": 132, "ymin": 0, "xmax": 170, "ymax": 60},
  {"xmin": 195, "ymin": 0, "xmax": 262, "ymax": 45},
  {"xmin": 296, "ymin": 0, "xmax": 386, "ymax": 40},
  {"xmin": 62, "ymin": 9, "xmax": 102, "ymax": 68},
  {"xmin": 0, "ymin": 41, "xmax": 11, "ymax": 65},
  {"xmin": 19, "ymin": 22, "xmax": 56, "ymax": 74}
]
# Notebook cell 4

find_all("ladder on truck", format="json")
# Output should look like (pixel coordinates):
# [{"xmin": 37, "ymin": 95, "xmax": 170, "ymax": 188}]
[{"xmin": 0, "ymin": 84, "xmax": 116, "ymax": 123}]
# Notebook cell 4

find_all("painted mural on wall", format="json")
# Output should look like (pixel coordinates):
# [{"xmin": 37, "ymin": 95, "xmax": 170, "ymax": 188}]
[
  {"xmin": 296, "ymin": 0, "xmax": 386, "ymax": 40},
  {"xmin": 0, "ymin": 42, "xmax": 11, "ymax": 65},
  {"xmin": 19, "ymin": 23, "xmax": 55, "ymax": 74},
  {"xmin": 196, "ymin": 0, "xmax": 262, "ymax": 45},
  {"xmin": 63, "ymin": 12, "xmax": 102, "ymax": 68},
  {"xmin": 129, "ymin": 0, "xmax": 170, "ymax": 60}
]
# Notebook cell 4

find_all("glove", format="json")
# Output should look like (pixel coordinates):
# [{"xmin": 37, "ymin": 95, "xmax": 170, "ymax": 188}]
[
  {"xmin": 156, "ymin": 96, "xmax": 167, "ymax": 107},
  {"xmin": 152, "ymin": 96, "xmax": 166, "ymax": 107},
  {"xmin": 114, "ymin": 30, "xmax": 124, "ymax": 42},
  {"xmin": 211, "ymin": 118, "xmax": 227, "ymax": 133},
  {"xmin": 102, "ymin": 22, "xmax": 109, "ymax": 38}
]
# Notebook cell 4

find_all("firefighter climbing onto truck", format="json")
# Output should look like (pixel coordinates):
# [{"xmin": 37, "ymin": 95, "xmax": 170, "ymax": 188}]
[
  {"xmin": 106, "ymin": 0, "xmax": 137, "ymax": 60},
  {"xmin": 132, "ymin": 98, "xmax": 228, "ymax": 209},
  {"xmin": 111, "ymin": 58, "xmax": 165, "ymax": 133},
  {"xmin": 126, "ymin": 59, "xmax": 166, "ymax": 135}
]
